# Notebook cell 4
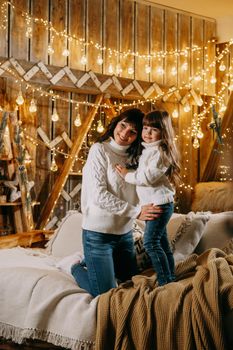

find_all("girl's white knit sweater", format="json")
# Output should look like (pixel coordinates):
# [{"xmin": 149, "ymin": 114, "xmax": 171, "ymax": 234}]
[
  {"xmin": 81, "ymin": 138, "xmax": 141, "ymax": 235},
  {"xmin": 125, "ymin": 140, "xmax": 175, "ymax": 205}
]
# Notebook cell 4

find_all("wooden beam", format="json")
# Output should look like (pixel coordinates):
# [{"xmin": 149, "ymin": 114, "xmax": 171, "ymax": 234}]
[
  {"xmin": 37, "ymin": 94, "xmax": 103, "ymax": 229},
  {"xmin": 201, "ymin": 92, "xmax": 233, "ymax": 181},
  {"xmin": 0, "ymin": 230, "xmax": 54, "ymax": 249}
]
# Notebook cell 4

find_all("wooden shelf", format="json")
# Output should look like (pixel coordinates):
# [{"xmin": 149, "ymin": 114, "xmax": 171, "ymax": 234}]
[
  {"xmin": 0, "ymin": 230, "xmax": 54, "ymax": 249},
  {"xmin": 0, "ymin": 202, "xmax": 22, "ymax": 206}
]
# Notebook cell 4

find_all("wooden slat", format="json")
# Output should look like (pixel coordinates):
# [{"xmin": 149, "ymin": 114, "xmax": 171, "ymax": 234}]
[
  {"xmin": 164, "ymin": 10, "xmax": 178, "ymax": 87},
  {"xmin": 86, "ymin": 0, "xmax": 102, "ymax": 73},
  {"xmin": 135, "ymin": 3, "xmax": 150, "ymax": 82},
  {"xmin": 30, "ymin": 0, "xmax": 49, "ymax": 63},
  {"xmin": 0, "ymin": 229, "xmax": 54, "ymax": 249},
  {"xmin": 37, "ymin": 94, "xmax": 103, "ymax": 229},
  {"xmin": 151, "ymin": 7, "xmax": 164, "ymax": 85},
  {"xmin": 10, "ymin": 0, "xmax": 29, "ymax": 60},
  {"xmin": 201, "ymin": 92, "xmax": 233, "ymax": 181},
  {"xmin": 104, "ymin": 0, "xmax": 118, "ymax": 76},
  {"xmin": 69, "ymin": 0, "xmax": 86, "ymax": 70},
  {"xmin": 191, "ymin": 17, "xmax": 204, "ymax": 93},
  {"xmin": 204, "ymin": 21, "xmax": 216, "ymax": 96}
]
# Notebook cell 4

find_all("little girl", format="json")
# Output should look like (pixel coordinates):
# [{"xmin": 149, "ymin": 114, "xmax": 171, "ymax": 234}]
[{"xmin": 116, "ymin": 110, "xmax": 180, "ymax": 286}]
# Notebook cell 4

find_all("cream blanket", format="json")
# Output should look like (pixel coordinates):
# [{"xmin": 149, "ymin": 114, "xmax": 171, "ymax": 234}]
[
  {"xmin": 0, "ymin": 247, "xmax": 97, "ymax": 350},
  {"xmin": 96, "ymin": 248, "xmax": 233, "ymax": 350}
]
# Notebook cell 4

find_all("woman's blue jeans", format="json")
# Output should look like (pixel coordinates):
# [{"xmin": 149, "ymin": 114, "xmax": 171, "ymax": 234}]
[
  {"xmin": 71, "ymin": 229, "xmax": 138, "ymax": 297},
  {"xmin": 144, "ymin": 202, "xmax": 175, "ymax": 286}
]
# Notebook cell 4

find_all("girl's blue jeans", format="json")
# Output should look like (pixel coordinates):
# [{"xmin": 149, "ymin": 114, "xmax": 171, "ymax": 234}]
[
  {"xmin": 71, "ymin": 229, "xmax": 138, "ymax": 297},
  {"xmin": 144, "ymin": 202, "xmax": 175, "ymax": 286}
]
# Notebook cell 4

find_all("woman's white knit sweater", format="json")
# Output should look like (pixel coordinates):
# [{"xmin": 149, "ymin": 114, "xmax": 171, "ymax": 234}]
[
  {"xmin": 125, "ymin": 140, "xmax": 175, "ymax": 205},
  {"xmin": 81, "ymin": 138, "xmax": 141, "ymax": 235}
]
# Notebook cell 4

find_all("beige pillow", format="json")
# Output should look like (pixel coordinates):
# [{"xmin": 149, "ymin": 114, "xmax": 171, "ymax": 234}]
[
  {"xmin": 46, "ymin": 210, "xmax": 83, "ymax": 257},
  {"xmin": 192, "ymin": 182, "xmax": 233, "ymax": 213},
  {"xmin": 170, "ymin": 211, "xmax": 210, "ymax": 262},
  {"xmin": 194, "ymin": 211, "xmax": 233, "ymax": 254}
]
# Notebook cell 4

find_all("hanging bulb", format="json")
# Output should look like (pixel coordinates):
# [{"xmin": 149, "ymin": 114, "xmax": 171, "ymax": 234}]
[
  {"xmin": 51, "ymin": 107, "xmax": 59, "ymax": 122},
  {"xmin": 97, "ymin": 120, "xmax": 104, "ymax": 133},
  {"xmin": 171, "ymin": 66, "xmax": 177, "ymax": 76},
  {"xmin": 108, "ymin": 63, "xmax": 114, "ymax": 74},
  {"xmin": 197, "ymin": 129, "xmax": 204, "ymax": 139},
  {"xmin": 194, "ymin": 75, "xmax": 202, "ymax": 81},
  {"xmin": 182, "ymin": 62, "xmax": 188, "ymax": 71},
  {"xmin": 145, "ymin": 65, "xmax": 151, "ymax": 74},
  {"xmin": 80, "ymin": 55, "xmax": 87, "ymax": 65},
  {"xmin": 74, "ymin": 113, "xmax": 82, "ymax": 127},
  {"xmin": 128, "ymin": 67, "xmax": 134, "ymax": 75},
  {"xmin": 229, "ymin": 82, "xmax": 233, "ymax": 91},
  {"xmin": 193, "ymin": 137, "xmax": 200, "ymax": 149},
  {"xmin": 62, "ymin": 48, "xmax": 70, "ymax": 57},
  {"xmin": 219, "ymin": 105, "xmax": 226, "ymax": 113},
  {"xmin": 172, "ymin": 109, "xmax": 179, "ymax": 118},
  {"xmin": 157, "ymin": 67, "xmax": 164, "ymax": 75},
  {"xmin": 183, "ymin": 103, "xmax": 191, "ymax": 112},
  {"xmin": 16, "ymin": 90, "xmax": 24, "ymax": 105},
  {"xmin": 50, "ymin": 156, "xmax": 58, "ymax": 172},
  {"xmin": 219, "ymin": 61, "xmax": 226, "ymax": 71},
  {"xmin": 116, "ymin": 64, "xmax": 122, "ymax": 75},
  {"xmin": 26, "ymin": 26, "xmax": 32, "ymax": 38},
  {"xmin": 210, "ymin": 76, "xmax": 217, "ymax": 84},
  {"xmin": 97, "ymin": 55, "xmax": 103, "ymax": 65},
  {"xmin": 24, "ymin": 149, "xmax": 32, "ymax": 165},
  {"xmin": 29, "ymin": 98, "xmax": 37, "ymax": 113},
  {"xmin": 47, "ymin": 45, "xmax": 54, "ymax": 55}
]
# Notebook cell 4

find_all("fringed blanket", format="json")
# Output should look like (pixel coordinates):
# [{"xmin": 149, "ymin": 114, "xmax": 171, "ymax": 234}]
[{"xmin": 96, "ymin": 248, "xmax": 233, "ymax": 350}]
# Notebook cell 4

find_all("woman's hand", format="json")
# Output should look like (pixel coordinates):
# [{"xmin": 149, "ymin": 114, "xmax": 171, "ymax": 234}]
[
  {"xmin": 137, "ymin": 204, "xmax": 162, "ymax": 221},
  {"xmin": 115, "ymin": 164, "xmax": 129, "ymax": 178}
]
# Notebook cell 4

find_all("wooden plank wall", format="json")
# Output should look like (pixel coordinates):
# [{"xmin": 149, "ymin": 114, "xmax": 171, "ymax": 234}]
[{"xmin": 0, "ymin": 0, "xmax": 217, "ymax": 220}]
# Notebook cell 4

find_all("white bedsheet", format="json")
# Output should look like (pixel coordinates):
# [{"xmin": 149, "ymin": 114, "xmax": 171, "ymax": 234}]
[{"xmin": 0, "ymin": 247, "xmax": 97, "ymax": 349}]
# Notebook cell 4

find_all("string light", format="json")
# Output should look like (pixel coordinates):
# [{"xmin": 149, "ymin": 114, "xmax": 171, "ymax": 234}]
[
  {"xmin": 74, "ymin": 104, "xmax": 81, "ymax": 127},
  {"xmin": 51, "ymin": 105, "xmax": 59, "ymax": 122},
  {"xmin": 50, "ymin": 150, "xmax": 58, "ymax": 172},
  {"xmin": 16, "ymin": 88, "xmax": 24, "ymax": 105},
  {"xmin": 29, "ymin": 98, "xmax": 37, "ymax": 113},
  {"xmin": 172, "ymin": 109, "xmax": 179, "ymax": 118}
]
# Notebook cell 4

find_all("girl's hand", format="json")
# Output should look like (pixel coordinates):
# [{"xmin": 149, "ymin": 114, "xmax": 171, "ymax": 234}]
[
  {"xmin": 137, "ymin": 204, "xmax": 162, "ymax": 221},
  {"xmin": 115, "ymin": 164, "xmax": 129, "ymax": 178}
]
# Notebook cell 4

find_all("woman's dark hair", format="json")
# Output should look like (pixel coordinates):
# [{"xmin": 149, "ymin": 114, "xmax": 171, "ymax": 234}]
[{"xmin": 97, "ymin": 108, "xmax": 144, "ymax": 166}]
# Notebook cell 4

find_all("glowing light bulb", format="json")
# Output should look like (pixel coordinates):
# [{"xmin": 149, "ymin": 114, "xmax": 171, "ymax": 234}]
[
  {"xmin": 171, "ymin": 67, "xmax": 177, "ymax": 76},
  {"xmin": 219, "ymin": 61, "xmax": 226, "ymax": 71},
  {"xmin": 74, "ymin": 113, "xmax": 82, "ymax": 127},
  {"xmin": 50, "ymin": 157, "xmax": 58, "ymax": 172},
  {"xmin": 97, "ymin": 120, "xmax": 104, "ymax": 133},
  {"xmin": 194, "ymin": 75, "xmax": 201, "ymax": 81},
  {"xmin": 97, "ymin": 55, "xmax": 103, "ymax": 65},
  {"xmin": 116, "ymin": 64, "xmax": 122, "ymax": 75},
  {"xmin": 80, "ymin": 55, "xmax": 87, "ymax": 65},
  {"xmin": 182, "ymin": 62, "xmax": 188, "ymax": 71},
  {"xmin": 184, "ymin": 103, "xmax": 191, "ymax": 112},
  {"xmin": 197, "ymin": 129, "xmax": 204, "ymax": 139},
  {"xmin": 229, "ymin": 82, "xmax": 233, "ymax": 91},
  {"xmin": 193, "ymin": 137, "xmax": 200, "ymax": 149},
  {"xmin": 16, "ymin": 91, "xmax": 24, "ymax": 105},
  {"xmin": 51, "ymin": 108, "xmax": 59, "ymax": 122},
  {"xmin": 157, "ymin": 67, "xmax": 164, "ymax": 75},
  {"xmin": 219, "ymin": 105, "xmax": 226, "ymax": 113},
  {"xmin": 108, "ymin": 64, "xmax": 114, "ymax": 74},
  {"xmin": 210, "ymin": 76, "xmax": 216, "ymax": 84},
  {"xmin": 145, "ymin": 65, "xmax": 151, "ymax": 74},
  {"xmin": 29, "ymin": 99, "xmax": 37, "ymax": 113},
  {"xmin": 172, "ymin": 109, "xmax": 179, "ymax": 118},
  {"xmin": 47, "ymin": 45, "xmax": 54, "ymax": 55},
  {"xmin": 128, "ymin": 67, "xmax": 134, "ymax": 75},
  {"xmin": 62, "ymin": 48, "xmax": 70, "ymax": 57}
]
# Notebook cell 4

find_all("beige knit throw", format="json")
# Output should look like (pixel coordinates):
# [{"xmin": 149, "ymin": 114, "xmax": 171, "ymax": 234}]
[{"xmin": 96, "ymin": 248, "xmax": 233, "ymax": 350}]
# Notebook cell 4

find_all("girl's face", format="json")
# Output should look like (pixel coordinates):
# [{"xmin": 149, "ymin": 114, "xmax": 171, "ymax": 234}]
[
  {"xmin": 114, "ymin": 120, "xmax": 138, "ymax": 146},
  {"xmin": 142, "ymin": 125, "xmax": 161, "ymax": 143}
]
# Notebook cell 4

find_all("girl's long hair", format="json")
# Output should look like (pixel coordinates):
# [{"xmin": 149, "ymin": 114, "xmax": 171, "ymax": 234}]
[
  {"xmin": 143, "ymin": 110, "xmax": 181, "ymax": 187},
  {"xmin": 97, "ymin": 108, "xmax": 144, "ymax": 166}
]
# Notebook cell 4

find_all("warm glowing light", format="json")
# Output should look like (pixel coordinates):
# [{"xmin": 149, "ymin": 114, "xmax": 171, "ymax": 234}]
[
  {"xmin": 29, "ymin": 99, "xmax": 37, "ymax": 113},
  {"xmin": 51, "ymin": 108, "xmax": 59, "ymax": 122},
  {"xmin": 172, "ymin": 109, "xmax": 179, "ymax": 118},
  {"xmin": 97, "ymin": 120, "xmax": 104, "ymax": 133},
  {"xmin": 16, "ymin": 91, "xmax": 24, "ymax": 105}
]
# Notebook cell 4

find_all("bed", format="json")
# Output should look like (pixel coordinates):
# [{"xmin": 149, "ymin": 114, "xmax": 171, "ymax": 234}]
[{"xmin": 0, "ymin": 182, "xmax": 233, "ymax": 349}]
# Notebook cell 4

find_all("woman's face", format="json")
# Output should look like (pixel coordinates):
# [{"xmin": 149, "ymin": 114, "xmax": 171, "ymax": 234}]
[{"xmin": 113, "ymin": 120, "xmax": 138, "ymax": 146}]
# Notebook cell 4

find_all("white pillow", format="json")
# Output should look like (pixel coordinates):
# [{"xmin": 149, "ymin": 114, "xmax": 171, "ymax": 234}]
[
  {"xmin": 194, "ymin": 211, "xmax": 233, "ymax": 254},
  {"xmin": 46, "ymin": 210, "xmax": 83, "ymax": 257},
  {"xmin": 170, "ymin": 211, "xmax": 210, "ymax": 262}
]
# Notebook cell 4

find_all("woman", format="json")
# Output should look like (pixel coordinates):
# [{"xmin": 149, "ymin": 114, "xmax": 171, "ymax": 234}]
[{"xmin": 71, "ymin": 108, "xmax": 161, "ymax": 297}]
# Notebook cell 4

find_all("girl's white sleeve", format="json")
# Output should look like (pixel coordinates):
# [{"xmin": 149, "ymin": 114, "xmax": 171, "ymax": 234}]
[
  {"xmin": 89, "ymin": 144, "xmax": 141, "ymax": 218},
  {"xmin": 125, "ymin": 152, "xmax": 168, "ymax": 186}
]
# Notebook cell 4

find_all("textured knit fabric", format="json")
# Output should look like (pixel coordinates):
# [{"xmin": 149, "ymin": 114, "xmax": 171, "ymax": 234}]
[
  {"xmin": 95, "ymin": 248, "xmax": 233, "ymax": 350},
  {"xmin": 125, "ymin": 140, "xmax": 175, "ymax": 205},
  {"xmin": 81, "ymin": 138, "xmax": 141, "ymax": 234}
]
